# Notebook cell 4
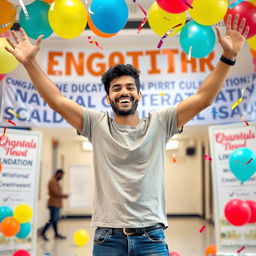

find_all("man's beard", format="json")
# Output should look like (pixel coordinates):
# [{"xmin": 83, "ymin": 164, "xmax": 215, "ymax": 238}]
[{"xmin": 110, "ymin": 99, "xmax": 139, "ymax": 116}]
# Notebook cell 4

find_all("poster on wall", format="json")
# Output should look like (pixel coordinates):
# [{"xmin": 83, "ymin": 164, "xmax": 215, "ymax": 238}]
[
  {"xmin": 209, "ymin": 123, "xmax": 256, "ymax": 256},
  {"xmin": 0, "ymin": 129, "xmax": 41, "ymax": 256},
  {"xmin": 68, "ymin": 164, "xmax": 93, "ymax": 209}
]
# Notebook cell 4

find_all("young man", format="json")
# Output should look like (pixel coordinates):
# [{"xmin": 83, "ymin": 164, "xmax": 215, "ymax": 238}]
[
  {"xmin": 40, "ymin": 169, "xmax": 68, "ymax": 241},
  {"xmin": 5, "ymin": 14, "xmax": 249, "ymax": 256}
]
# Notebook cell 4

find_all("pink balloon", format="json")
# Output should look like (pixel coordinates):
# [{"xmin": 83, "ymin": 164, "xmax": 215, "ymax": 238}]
[
  {"xmin": 13, "ymin": 250, "xmax": 30, "ymax": 256},
  {"xmin": 169, "ymin": 252, "xmax": 180, "ymax": 256},
  {"xmin": 224, "ymin": 199, "xmax": 251, "ymax": 226},
  {"xmin": 0, "ymin": 74, "xmax": 6, "ymax": 80},
  {"xmin": 0, "ymin": 31, "xmax": 11, "ymax": 38},
  {"xmin": 246, "ymin": 200, "xmax": 256, "ymax": 223}
]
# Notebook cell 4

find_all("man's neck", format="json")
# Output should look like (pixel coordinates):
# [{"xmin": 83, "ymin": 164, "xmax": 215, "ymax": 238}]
[{"xmin": 113, "ymin": 112, "xmax": 139, "ymax": 127}]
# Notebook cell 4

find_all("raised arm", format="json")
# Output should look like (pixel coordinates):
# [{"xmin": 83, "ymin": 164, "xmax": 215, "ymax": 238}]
[
  {"xmin": 176, "ymin": 14, "xmax": 249, "ymax": 129},
  {"xmin": 5, "ymin": 28, "xmax": 83, "ymax": 132}
]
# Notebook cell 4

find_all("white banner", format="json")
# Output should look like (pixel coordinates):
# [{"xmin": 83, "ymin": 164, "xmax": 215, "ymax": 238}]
[
  {"xmin": 0, "ymin": 47, "xmax": 255, "ymax": 127},
  {"xmin": 209, "ymin": 123, "xmax": 256, "ymax": 255},
  {"xmin": 0, "ymin": 129, "xmax": 41, "ymax": 256}
]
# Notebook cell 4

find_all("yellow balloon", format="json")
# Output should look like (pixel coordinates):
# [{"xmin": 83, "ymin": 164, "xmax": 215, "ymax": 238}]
[
  {"xmin": 48, "ymin": 0, "xmax": 87, "ymax": 39},
  {"xmin": 14, "ymin": 204, "xmax": 33, "ymax": 223},
  {"xmin": 0, "ymin": 38, "xmax": 19, "ymax": 74},
  {"xmin": 189, "ymin": 0, "xmax": 228, "ymax": 25},
  {"xmin": 148, "ymin": 2, "xmax": 186, "ymax": 37},
  {"xmin": 73, "ymin": 229, "xmax": 89, "ymax": 247},
  {"xmin": 250, "ymin": 0, "xmax": 256, "ymax": 5},
  {"xmin": 247, "ymin": 35, "xmax": 256, "ymax": 51}
]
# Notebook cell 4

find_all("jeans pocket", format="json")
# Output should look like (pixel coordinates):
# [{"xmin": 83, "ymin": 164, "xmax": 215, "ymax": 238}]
[
  {"xmin": 145, "ymin": 228, "xmax": 165, "ymax": 242},
  {"xmin": 94, "ymin": 228, "xmax": 109, "ymax": 244}
]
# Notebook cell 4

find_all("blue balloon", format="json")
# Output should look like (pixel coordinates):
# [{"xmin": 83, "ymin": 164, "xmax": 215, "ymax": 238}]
[
  {"xmin": 229, "ymin": 148, "xmax": 256, "ymax": 183},
  {"xmin": 90, "ymin": 0, "xmax": 128, "ymax": 34},
  {"xmin": 179, "ymin": 21, "xmax": 216, "ymax": 58},
  {"xmin": 0, "ymin": 206, "xmax": 13, "ymax": 222},
  {"xmin": 19, "ymin": 1, "xmax": 53, "ymax": 40},
  {"xmin": 16, "ymin": 222, "xmax": 31, "ymax": 239}
]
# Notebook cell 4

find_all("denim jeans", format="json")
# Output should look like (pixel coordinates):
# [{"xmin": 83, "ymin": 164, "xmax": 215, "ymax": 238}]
[
  {"xmin": 93, "ymin": 227, "xmax": 169, "ymax": 256},
  {"xmin": 41, "ymin": 206, "xmax": 60, "ymax": 235}
]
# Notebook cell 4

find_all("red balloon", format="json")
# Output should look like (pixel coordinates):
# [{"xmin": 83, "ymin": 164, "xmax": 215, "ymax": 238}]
[
  {"xmin": 224, "ymin": 2, "xmax": 256, "ymax": 39},
  {"xmin": 224, "ymin": 199, "xmax": 251, "ymax": 226},
  {"xmin": 13, "ymin": 250, "xmax": 30, "ymax": 256},
  {"xmin": 169, "ymin": 252, "xmax": 180, "ymax": 256},
  {"xmin": 156, "ymin": 0, "xmax": 193, "ymax": 14},
  {"xmin": 0, "ymin": 74, "xmax": 6, "ymax": 80},
  {"xmin": 246, "ymin": 200, "xmax": 256, "ymax": 223}
]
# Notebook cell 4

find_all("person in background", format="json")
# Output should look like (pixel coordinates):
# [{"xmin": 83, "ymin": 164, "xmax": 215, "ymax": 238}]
[{"xmin": 40, "ymin": 169, "xmax": 68, "ymax": 241}]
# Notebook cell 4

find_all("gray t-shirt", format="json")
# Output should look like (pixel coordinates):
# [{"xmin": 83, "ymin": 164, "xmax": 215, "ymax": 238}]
[{"xmin": 79, "ymin": 106, "xmax": 178, "ymax": 228}]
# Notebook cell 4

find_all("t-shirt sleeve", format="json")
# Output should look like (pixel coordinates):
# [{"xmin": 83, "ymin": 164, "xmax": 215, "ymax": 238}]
[
  {"xmin": 77, "ymin": 107, "xmax": 104, "ymax": 141},
  {"xmin": 154, "ymin": 106, "xmax": 181, "ymax": 139}
]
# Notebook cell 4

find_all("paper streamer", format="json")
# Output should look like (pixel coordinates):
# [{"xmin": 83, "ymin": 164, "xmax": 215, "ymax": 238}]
[
  {"xmin": 87, "ymin": 36, "xmax": 103, "ymax": 50},
  {"xmin": 19, "ymin": 0, "xmax": 29, "ymax": 17},
  {"xmin": 237, "ymin": 246, "xmax": 245, "ymax": 253},
  {"xmin": 188, "ymin": 46, "xmax": 192, "ymax": 61},
  {"xmin": 133, "ymin": 0, "xmax": 147, "ymax": 34},
  {"xmin": 8, "ymin": 109, "xmax": 22, "ymax": 118},
  {"xmin": 241, "ymin": 114, "xmax": 249, "ymax": 126},
  {"xmin": 157, "ymin": 23, "xmax": 182, "ymax": 49},
  {"xmin": 0, "ymin": 127, "xmax": 7, "ymax": 139},
  {"xmin": 181, "ymin": 0, "xmax": 193, "ymax": 9},
  {"xmin": 231, "ymin": 84, "xmax": 250, "ymax": 110},
  {"xmin": 6, "ymin": 119, "xmax": 16, "ymax": 126},
  {"xmin": 199, "ymin": 225, "xmax": 206, "ymax": 233}
]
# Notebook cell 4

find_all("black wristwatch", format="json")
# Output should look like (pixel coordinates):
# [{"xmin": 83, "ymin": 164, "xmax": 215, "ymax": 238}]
[{"xmin": 220, "ymin": 55, "xmax": 236, "ymax": 66}]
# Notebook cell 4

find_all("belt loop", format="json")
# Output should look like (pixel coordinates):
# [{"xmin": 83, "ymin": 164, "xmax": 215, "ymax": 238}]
[{"xmin": 108, "ymin": 228, "xmax": 113, "ymax": 235}]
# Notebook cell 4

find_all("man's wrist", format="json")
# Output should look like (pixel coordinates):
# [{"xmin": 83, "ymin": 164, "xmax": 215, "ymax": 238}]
[{"xmin": 220, "ymin": 55, "xmax": 236, "ymax": 66}]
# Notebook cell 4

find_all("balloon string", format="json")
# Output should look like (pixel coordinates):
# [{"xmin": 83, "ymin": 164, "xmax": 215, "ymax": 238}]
[
  {"xmin": 133, "ymin": 0, "xmax": 147, "ymax": 34},
  {"xmin": 157, "ymin": 23, "xmax": 182, "ymax": 49},
  {"xmin": 87, "ymin": 36, "xmax": 103, "ymax": 50},
  {"xmin": 19, "ymin": 0, "xmax": 29, "ymax": 17}
]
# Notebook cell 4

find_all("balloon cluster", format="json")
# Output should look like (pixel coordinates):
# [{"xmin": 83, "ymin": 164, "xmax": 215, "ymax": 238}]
[
  {"xmin": 0, "ymin": 204, "xmax": 33, "ymax": 239},
  {"xmin": 224, "ymin": 199, "xmax": 256, "ymax": 226}
]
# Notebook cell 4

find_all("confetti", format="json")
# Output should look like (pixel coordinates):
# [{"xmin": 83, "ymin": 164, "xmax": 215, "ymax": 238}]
[
  {"xmin": 241, "ymin": 115, "xmax": 249, "ymax": 126},
  {"xmin": 237, "ymin": 246, "xmax": 245, "ymax": 253},
  {"xmin": 235, "ymin": 158, "xmax": 253, "ymax": 165},
  {"xmin": 229, "ymin": 0, "xmax": 244, "ymax": 9},
  {"xmin": 133, "ymin": 0, "xmax": 147, "ymax": 34},
  {"xmin": 159, "ymin": 93, "xmax": 166, "ymax": 96},
  {"xmin": 199, "ymin": 225, "xmax": 206, "ymax": 233},
  {"xmin": 7, "ymin": 109, "xmax": 22, "ymax": 118},
  {"xmin": 181, "ymin": 0, "xmax": 193, "ymax": 9},
  {"xmin": 157, "ymin": 23, "xmax": 182, "ymax": 49},
  {"xmin": 172, "ymin": 154, "xmax": 177, "ymax": 163},
  {"xmin": 211, "ymin": 110, "xmax": 220, "ymax": 117},
  {"xmin": 6, "ymin": 120, "xmax": 16, "ymax": 126},
  {"xmin": 203, "ymin": 155, "xmax": 212, "ymax": 161},
  {"xmin": 0, "ymin": 127, "xmax": 6, "ymax": 139},
  {"xmin": 87, "ymin": 36, "xmax": 103, "ymax": 50},
  {"xmin": 0, "ymin": 161, "xmax": 2, "ymax": 173}
]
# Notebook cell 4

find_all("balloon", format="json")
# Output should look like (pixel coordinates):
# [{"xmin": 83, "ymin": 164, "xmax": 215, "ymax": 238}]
[
  {"xmin": 14, "ymin": 204, "xmax": 33, "ymax": 223},
  {"xmin": 250, "ymin": 0, "xmax": 256, "ymax": 5},
  {"xmin": 42, "ymin": 0, "xmax": 54, "ymax": 3},
  {"xmin": 16, "ymin": 222, "xmax": 31, "ymax": 239},
  {"xmin": 229, "ymin": 147, "xmax": 256, "ymax": 183},
  {"xmin": 247, "ymin": 35, "xmax": 256, "ymax": 51},
  {"xmin": 0, "ymin": 74, "xmax": 5, "ymax": 80},
  {"xmin": 90, "ymin": 0, "xmax": 128, "ymax": 34},
  {"xmin": 169, "ymin": 252, "xmax": 180, "ymax": 256},
  {"xmin": 156, "ymin": 0, "xmax": 193, "ymax": 14},
  {"xmin": 48, "ymin": 0, "xmax": 87, "ymax": 39},
  {"xmin": 73, "ymin": 229, "xmax": 90, "ymax": 246},
  {"xmin": 88, "ymin": 14, "xmax": 117, "ymax": 38},
  {"xmin": 0, "ymin": 0, "xmax": 16, "ymax": 33},
  {"xmin": 205, "ymin": 244, "xmax": 217, "ymax": 256},
  {"xmin": 224, "ymin": 2, "xmax": 256, "ymax": 39},
  {"xmin": 1, "ymin": 217, "xmax": 20, "ymax": 236},
  {"xmin": 19, "ymin": 1, "xmax": 53, "ymax": 40},
  {"xmin": 189, "ymin": 0, "xmax": 228, "ymax": 25},
  {"xmin": 13, "ymin": 249, "xmax": 31, "ymax": 256},
  {"xmin": 0, "ymin": 206, "xmax": 13, "ymax": 222},
  {"xmin": 148, "ymin": 2, "xmax": 186, "ymax": 37},
  {"xmin": 224, "ymin": 199, "xmax": 251, "ymax": 226},
  {"xmin": 180, "ymin": 21, "xmax": 216, "ymax": 58},
  {"xmin": 246, "ymin": 200, "xmax": 256, "ymax": 223},
  {"xmin": 0, "ymin": 37, "xmax": 19, "ymax": 73}
]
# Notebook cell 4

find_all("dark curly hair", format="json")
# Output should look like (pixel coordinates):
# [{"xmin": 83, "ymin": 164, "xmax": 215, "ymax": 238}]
[{"xmin": 101, "ymin": 64, "xmax": 141, "ymax": 95}]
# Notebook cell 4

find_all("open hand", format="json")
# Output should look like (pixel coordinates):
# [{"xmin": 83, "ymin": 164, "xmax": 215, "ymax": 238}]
[
  {"xmin": 215, "ymin": 14, "xmax": 249, "ymax": 60},
  {"xmin": 5, "ymin": 28, "xmax": 43, "ymax": 65}
]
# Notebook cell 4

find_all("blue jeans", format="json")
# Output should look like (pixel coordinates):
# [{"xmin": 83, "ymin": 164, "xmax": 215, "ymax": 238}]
[
  {"xmin": 93, "ymin": 227, "xmax": 169, "ymax": 256},
  {"xmin": 41, "ymin": 206, "xmax": 60, "ymax": 235}
]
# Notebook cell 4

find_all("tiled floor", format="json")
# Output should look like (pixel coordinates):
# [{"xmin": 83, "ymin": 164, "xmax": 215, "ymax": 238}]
[{"xmin": 37, "ymin": 217, "xmax": 215, "ymax": 256}]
